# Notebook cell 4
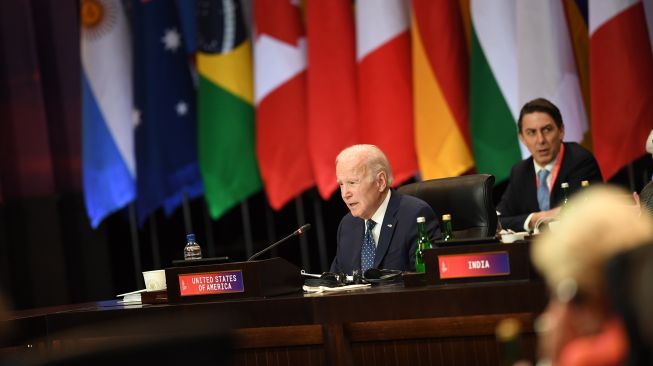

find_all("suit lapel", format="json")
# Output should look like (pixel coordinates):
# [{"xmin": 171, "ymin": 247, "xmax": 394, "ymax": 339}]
[
  {"xmin": 352, "ymin": 218, "xmax": 365, "ymax": 271},
  {"xmin": 374, "ymin": 191, "xmax": 399, "ymax": 268},
  {"xmin": 523, "ymin": 159, "xmax": 540, "ymax": 211},
  {"xmin": 550, "ymin": 142, "xmax": 570, "ymax": 204}
]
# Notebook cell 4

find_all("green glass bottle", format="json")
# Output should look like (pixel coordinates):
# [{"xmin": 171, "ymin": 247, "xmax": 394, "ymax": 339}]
[
  {"xmin": 560, "ymin": 182, "xmax": 570, "ymax": 207},
  {"xmin": 415, "ymin": 216, "xmax": 432, "ymax": 273},
  {"xmin": 496, "ymin": 317, "xmax": 524, "ymax": 366},
  {"xmin": 442, "ymin": 214, "xmax": 454, "ymax": 241}
]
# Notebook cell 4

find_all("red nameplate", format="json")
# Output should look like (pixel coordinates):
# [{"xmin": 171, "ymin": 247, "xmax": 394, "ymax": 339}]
[
  {"xmin": 178, "ymin": 270, "xmax": 245, "ymax": 297},
  {"xmin": 438, "ymin": 252, "xmax": 510, "ymax": 279}
]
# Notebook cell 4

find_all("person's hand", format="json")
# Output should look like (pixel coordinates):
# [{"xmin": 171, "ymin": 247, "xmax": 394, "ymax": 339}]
[{"xmin": 529, "ymin": 207, "xmax": 561, "ymax": 230}]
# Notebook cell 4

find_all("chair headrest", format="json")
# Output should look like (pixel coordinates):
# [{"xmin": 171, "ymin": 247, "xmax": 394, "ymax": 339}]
[{"xmin": 398, "ymin": 174, "xmax": 497, "ymax": 238}]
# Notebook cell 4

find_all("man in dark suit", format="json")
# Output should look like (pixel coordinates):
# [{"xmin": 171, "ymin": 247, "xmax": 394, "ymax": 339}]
[
  {"xmin": 497, "ymin": 98, "xmax": 602, "ymax": 232},
  {"xmin": 330, "ymin": 145, "xmax": 440, "ymax": 274}
]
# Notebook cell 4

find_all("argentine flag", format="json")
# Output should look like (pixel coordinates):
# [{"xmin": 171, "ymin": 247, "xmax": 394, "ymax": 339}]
[{"xmin": 81, "ymin": 0, "xmax": 135, "ymax": 228}]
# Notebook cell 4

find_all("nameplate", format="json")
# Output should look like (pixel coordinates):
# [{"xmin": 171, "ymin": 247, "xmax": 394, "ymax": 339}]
[
  {"xmin": 438, "ymin": 251, "xmax": 510, "ymax": 279},
  {"xmin": 178, "ymin": 270, "xmax": 245, "ymax": 297}
]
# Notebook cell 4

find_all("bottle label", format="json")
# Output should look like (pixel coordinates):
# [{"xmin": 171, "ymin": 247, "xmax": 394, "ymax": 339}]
[
  {"xmin": 437, "ymin": 252, "xmax": 510, "ymax": 279},
  {"xmin": 178, "ymin": 270, "xmax": 245, "ymax": 296}
]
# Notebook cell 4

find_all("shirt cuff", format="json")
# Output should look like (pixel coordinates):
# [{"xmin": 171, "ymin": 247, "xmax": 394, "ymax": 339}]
[{"xmin": 523, "ymin": 213, "xmax": 535, "ymax": 232}]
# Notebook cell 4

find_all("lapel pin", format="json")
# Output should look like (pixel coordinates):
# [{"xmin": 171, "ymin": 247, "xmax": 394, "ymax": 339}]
[{"xmin": 387, "ymin": 224, "xmax": 393, "ymax": 228}]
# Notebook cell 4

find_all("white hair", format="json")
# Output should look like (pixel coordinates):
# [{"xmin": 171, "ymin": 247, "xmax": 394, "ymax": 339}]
[
  {"xmin": 335, "ymin": 144, "xmax": 393, "ymax": 186},
  {"xmin": 532, "ymin": 185, "xmax": 653, "ymax": 303}
]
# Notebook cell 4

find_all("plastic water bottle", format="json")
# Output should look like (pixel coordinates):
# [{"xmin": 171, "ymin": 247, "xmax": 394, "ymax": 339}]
[{"xmin": 183, "ymin": 233, "xmax": 202, "ymax": 260}]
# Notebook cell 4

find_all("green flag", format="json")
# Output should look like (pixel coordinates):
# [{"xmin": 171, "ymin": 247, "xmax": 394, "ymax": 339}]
[
  {"xmin": 197, "ymin": 0, "xmax": 261, "ymax": 219},
  {"xmin": 470, "ymin": 2, "xmax": 520, "ymax": 182}
]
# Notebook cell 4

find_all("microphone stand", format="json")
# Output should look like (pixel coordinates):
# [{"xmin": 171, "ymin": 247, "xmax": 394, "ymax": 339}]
[{"xmin": 247, "ymin": 224, "xmax": 311, "ymax": 261}]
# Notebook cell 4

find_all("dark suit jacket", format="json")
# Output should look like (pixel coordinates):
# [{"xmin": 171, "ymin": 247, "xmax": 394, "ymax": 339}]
[
  {"xmin": 497, "ymin": 142, "xmax": 602, "ymax": 231},
  {"xmin": 330, "ymin": 190, "xmax": 440, "ymax": 274}
]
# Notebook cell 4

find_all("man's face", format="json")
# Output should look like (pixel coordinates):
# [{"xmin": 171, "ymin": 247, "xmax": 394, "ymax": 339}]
[
  {"xmin": 336, "ymin": 157, "xmax": 387, "ymax": 220},
  {"xmin": 519, "ymin": 112, "xmax": 565, "ymax": 166}
]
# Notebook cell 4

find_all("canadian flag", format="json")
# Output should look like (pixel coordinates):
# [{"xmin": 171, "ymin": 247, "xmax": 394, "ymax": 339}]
[
  {"xmin": 356, "ymin": 0, "xmax": 417, "ymax": 185},
  {"xmin": 306, "ymin": 0, "xmax": 359, "ymax": 200},
  {"xmin": 254, "ymin": 0, "xmax": 314, "ymax": 209},
  {"xmin": 590, "ymin": 0, "xmax": 653, "ymax": 179}
]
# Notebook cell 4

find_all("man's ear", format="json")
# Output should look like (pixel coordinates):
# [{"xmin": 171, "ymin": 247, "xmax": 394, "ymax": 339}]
[
  {"xmin": 377, "ymin": 171, "xmax": 387, "ymax": 192},
  {"xmin": 559, "ymin": 123, "xmax": 565, "ymax": 140}
]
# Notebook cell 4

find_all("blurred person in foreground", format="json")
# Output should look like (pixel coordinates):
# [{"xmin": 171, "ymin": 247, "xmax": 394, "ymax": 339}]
[
  {"xmin": 330, "ymin": 144, "xmax": 440, "ymax": 274},
  {"xmin": 604, "ymin": 241, "xmax": 653, "ymax": 366},
  {"xmin": 497, "ymin": 98, "xmax": 602, "ymax": 233},
  {"xmin": 531, "ymin": 185, "xmax": 653, "ymax": 366}
]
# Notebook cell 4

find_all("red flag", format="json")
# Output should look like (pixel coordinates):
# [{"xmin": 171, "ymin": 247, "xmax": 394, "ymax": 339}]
[
  {"xmin": 590, "ymin": 1, "xmax": 653, "ymax": 179},
  {"xmin": 356, "ymin": 0, "xmax": 417, "ymax": 185},
  {"xmin": 306, "ymin": 0, "xmax": 359, "ymax": 200},
  {"xmin": 254, "ymin": 0, "xmax": 314, "ymax": 209}
]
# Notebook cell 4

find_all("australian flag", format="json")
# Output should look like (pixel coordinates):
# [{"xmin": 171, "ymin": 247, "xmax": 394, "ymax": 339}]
[{"xmin": 131, "ymin": 0, "xmax": 203, "ymax": 225}]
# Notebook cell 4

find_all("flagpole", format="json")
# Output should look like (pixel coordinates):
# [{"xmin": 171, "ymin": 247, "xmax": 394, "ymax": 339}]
[
  {"xmin": 311, "ymin": 190, "xmax": 329, "ymax": 272},
  {"xmin": 148, "ymin": 215, "xmax": 161, "ymax": 269},
  {"xmin": 202, "ymin": 200, "xmax": 217, "ymax": 258},
  {"xmin": 294, "ymin": 196, "xmax": 310, "ymax": 272},
  {"xmin": 264, "ymin": 204, "xmax": 278, "ymax": 258},
  {"xmin": 128, "ymin": 203, "xmax": 143, "ymax": 289},
  {"xmin": 182, "ymin": 192, "xmax": 193, "ymax": 235},
  {"xmin": 627, "ymin": 163, "xmax": 636, "ymax": 192},
  {"xmin": 240, "ymin": 200, "xmax": 254, "ymax": 259}
]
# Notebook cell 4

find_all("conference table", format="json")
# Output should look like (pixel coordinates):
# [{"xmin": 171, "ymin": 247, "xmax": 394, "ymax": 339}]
[{"xmin": 2, "ymin": 276, "xmax": 547, "ymax": 365}]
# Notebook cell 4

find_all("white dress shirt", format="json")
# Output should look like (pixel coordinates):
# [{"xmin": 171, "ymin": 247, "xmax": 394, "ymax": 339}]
[{"xmin": 365, "ymin": 190, "xmax": 391, "ymax": 247}]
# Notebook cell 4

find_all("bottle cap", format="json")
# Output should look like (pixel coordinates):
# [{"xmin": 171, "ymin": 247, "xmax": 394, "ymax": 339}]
[
  {"xmin": 442, "ymin": 214, "xmax": 451, "ymax": 221},
  {"xmin": 186, "ymin": 233, "xmax": 195, "ymax": 242},
  {"xmin": 581, "ymin": 180, "xmax": 589, "ymax": 187},
  {"xmin": 495, "ymin": 317, "xmax": 521, "ymax": 342},
  {"xmin": 416, "ymin": 216, "xmax": 425, "ymax": 223},
  {"xmin": 561, "ymin": 182, "xmax": 569, "ymax": 189}
]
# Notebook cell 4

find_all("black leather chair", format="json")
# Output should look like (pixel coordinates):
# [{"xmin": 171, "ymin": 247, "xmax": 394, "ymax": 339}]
[{"xmin": 398, "ymin": 174, "xmax": 498, "ymax": 239}]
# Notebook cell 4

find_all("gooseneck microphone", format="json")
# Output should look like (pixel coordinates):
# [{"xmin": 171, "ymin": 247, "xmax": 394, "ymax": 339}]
[{"xmin": 247, "ymin": 224, "xmax": 311, "ymax": 261}]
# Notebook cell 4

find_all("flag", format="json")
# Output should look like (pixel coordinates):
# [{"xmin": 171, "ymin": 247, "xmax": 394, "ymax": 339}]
[
  {"xmin": 197, "ymin": 0, "xmax": 261, "ymax": 219},
  {"xmin": 356, "ymin": 0, "xmax": 416, "ymax": 185},
  {"xmin": 254, "ymin": 0, "xmax": 314, "ymax": 210},
  {"xmin": 517, "ymin": 1, "xmax": 588, "ymax": 145},
  {"xmin": 563, "ymin": 0, "xmax": 591, "ymax": 143},
  {"xmin": 470, "ymin": 1, "xmax": 588, "ymax": 182},
  {"xmin": 306, "ymin": 0, "xmax": 359, "ymax": 199},
  {"xmin": 81, "ymin": 0, "xmax": 135, "ymax": 228},
  {"xmin": 411, "ymin": 0, "xmax": 473, "ymax": 179},
  {"xmin": 590, "ymin": 0, "xmax": 653, "ymax": 179},
  {"xmin": 470, "ymin": 0, "xmax": 520, "ymax": 182},
  {"xmin": 131, "ymin": 0, "xmax": 204, "ymax": 225},
  {"xmin": 175, "ymin": 0, "xmax": 196, "ymax": 54}
]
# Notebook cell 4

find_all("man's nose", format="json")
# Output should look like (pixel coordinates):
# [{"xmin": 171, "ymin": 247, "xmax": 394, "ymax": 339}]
[
  {"xmin": 341, "ymin": 187, "xmax": 351, "ymax": 198},
  {"xmin": 535, "ymin": 131, "xmax": 545, "ymax": 144}
]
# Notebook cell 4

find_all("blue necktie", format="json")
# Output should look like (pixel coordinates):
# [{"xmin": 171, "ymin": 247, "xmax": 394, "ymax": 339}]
[
  {"xmin": 537, "ymin": 169, "xmax": 550, "ymax": 211},
  {"xmin": 361, "ymin": 220, "xmax": 376, "ymax": 271}
]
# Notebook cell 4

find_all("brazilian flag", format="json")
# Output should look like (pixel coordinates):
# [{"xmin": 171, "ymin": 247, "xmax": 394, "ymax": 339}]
[{"xmin": 197, "ymin": 0, "xmax": 261, "ymax": 219}]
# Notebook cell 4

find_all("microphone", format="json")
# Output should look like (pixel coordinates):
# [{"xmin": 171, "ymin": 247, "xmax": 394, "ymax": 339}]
[{"xmin": 247, "ymin": 224, "xmax": 311, "ymax": 261}]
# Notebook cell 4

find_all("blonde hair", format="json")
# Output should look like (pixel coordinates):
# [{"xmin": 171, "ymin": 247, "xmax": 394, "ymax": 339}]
[
  {"xmin": 532, "ymin": 185, "xmax": 653, "ymax": 303},
  {"xmin": 335, "ymin": 144, "xmax": 394, "ymax": 186}
]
